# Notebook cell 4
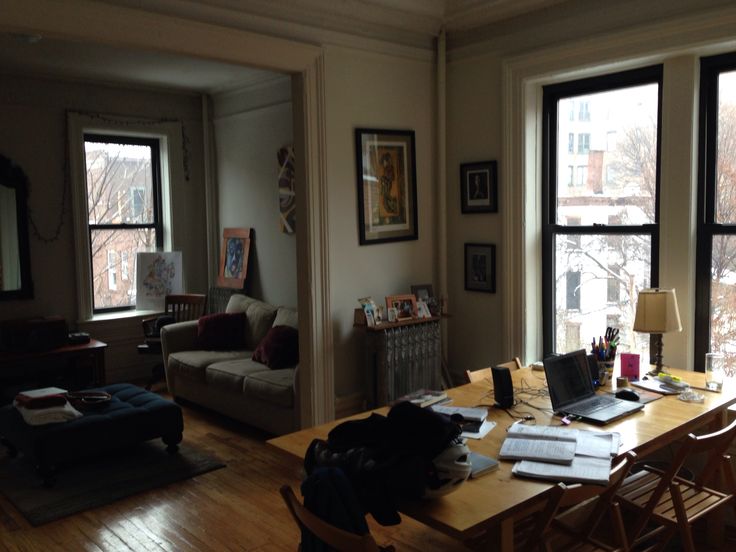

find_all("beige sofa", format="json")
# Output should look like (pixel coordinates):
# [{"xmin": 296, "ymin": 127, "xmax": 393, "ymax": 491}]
[{"xmin": 161, "ymin": 294, "xmax": 299, "ymax": 435}]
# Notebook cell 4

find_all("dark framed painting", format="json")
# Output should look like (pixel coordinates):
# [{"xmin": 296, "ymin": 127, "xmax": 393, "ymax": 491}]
[
  {"xmin": 355, "ymin": 128, "xmax": 418, "ymax": 245},
  {"xmin": 464, "ymin": 243, "xmax": 496, "ymax": 293},
  {"xmin": 460, "ymin": 160, "xmax": 497, "ymax": 214},
  {"xmin": 217, "ymin": 227, "xmax": 252, "ymax": 289}
]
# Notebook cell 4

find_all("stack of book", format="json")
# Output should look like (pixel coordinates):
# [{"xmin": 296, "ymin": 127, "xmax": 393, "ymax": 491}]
[
  {"xmin": 394, "ymin": 389, "xmax": 449, "ymax": 408},
  {"xmin": 499, "ymin": 424, "xmax": 620, "ymax": 485},
  {"xmin": 431, "ymin": 404, "xmax": 495, "ymax": 439}
]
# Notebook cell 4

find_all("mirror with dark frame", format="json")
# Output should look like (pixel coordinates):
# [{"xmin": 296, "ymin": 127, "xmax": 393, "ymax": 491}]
[{"xmin": 0, "ymin": 154, "xmax": 33, "ymax": 300}]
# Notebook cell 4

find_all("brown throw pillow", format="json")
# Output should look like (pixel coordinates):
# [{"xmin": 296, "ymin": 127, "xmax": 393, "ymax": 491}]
[
  {"xmin": 252, "ymin": 325, "xmax": 299, "ymax": 369},
  {"xmin": 197, "ymin": 312, "xmax": 247, "ymax": 350}
]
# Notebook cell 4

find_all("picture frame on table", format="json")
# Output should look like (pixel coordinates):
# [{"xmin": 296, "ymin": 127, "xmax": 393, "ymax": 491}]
[
  {"xmin": 460, "ymin": 160, "xmax": 497, "ymax": 214},
  {"xmin": 465, "ymin": 243, "xmax": 496, "ymax": 293},
  {"xmin": 410, "ymin": 284, "xmax": 434, "ymax": 303},
  {"xmin": 217, "ymin": 227, "xmax": 252, "ymax": 289},
  {"xmin": 385, "ymin": 294, "xmax": 417, "ymax": 320},
  {"xmin": 355, "ymin": 128, "xmax": 418, "ymax": 245}
]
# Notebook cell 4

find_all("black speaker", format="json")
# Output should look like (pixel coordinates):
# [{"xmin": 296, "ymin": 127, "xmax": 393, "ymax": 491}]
[{"xmin": 491, "ymin": 365, "xmax": 514, "ymax": 408}]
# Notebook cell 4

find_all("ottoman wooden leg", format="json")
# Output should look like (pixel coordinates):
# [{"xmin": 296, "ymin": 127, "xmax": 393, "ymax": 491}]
[{"xmin": 163, "ymin": 433, "xmax": 182, "ymax": 454}]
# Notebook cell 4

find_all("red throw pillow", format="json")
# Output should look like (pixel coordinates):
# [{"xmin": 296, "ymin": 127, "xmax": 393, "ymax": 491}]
[
  {"xmin": 252, "ymin": 325, "xmax": 299, "ymax": 369},
  {"xmin": 197, "ymin": 312, "xmax": 247, "ymax": 350}
]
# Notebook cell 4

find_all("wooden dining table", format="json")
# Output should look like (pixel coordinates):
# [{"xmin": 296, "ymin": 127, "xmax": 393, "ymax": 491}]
[{"xmin": 267, "ymin": 365, "xmax": 736, "ymax": 551}]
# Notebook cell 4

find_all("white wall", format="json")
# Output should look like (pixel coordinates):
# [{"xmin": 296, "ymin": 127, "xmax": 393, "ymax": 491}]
[
  {"xmin": 323, "ymin": 45, "xmax": 437, "ymax": 396},
  {"xmin": 214, "ymin": 77, "xmax": 297, "ymax": 307}
]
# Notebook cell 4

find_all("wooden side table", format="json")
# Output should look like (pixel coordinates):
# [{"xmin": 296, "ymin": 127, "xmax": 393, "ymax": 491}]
[{"xmin": 0, "ymin": 339, "xmax": 107, "ymax": 400}]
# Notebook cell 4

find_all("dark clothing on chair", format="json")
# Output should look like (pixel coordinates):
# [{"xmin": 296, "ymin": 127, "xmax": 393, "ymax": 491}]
[
  {"xmin": 304, "ymin": 401, "xmax": 461, "ymax": 526},
  {"xmin": 300, "ymin": 467, "xmax": 369, "ymax": 552}
]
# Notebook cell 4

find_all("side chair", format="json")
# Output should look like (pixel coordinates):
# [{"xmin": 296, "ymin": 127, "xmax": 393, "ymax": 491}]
[
  {"xmin": 465, "ymin": 357, "xmax": 523, "ymax": 384},
  {"xmin": 615, "ymin": 417, "xmax": 736, "ymax": 551},
  {"xmin": 279, "ymin": 485, "xmax": 395, "ymax": 552}
]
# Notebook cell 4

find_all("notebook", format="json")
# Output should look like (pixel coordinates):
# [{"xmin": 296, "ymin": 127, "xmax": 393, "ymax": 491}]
[{"xmin": 543, "ymin": 349, "xmax": 644, "ymax": 424}]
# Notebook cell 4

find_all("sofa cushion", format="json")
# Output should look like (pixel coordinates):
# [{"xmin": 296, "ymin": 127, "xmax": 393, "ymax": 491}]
[
  {"xmin": 168, "ymin": 350, "xmax": 250, "ymax": 381},
  {"xmin": 196, "ymin": 312, "xmax": 247, "ymax": 350},
  {"xmin": 226, "ymin": 294, "xmax": 278, "ymax": 349},
  {"xmin": 243, "ymin": 368, "xmax": 295, "ymax": 408},
  {"xmin": 274, "ymin": 307, "xmax": 298, "ymax": 329},
  {"xmin": 205, "ymin": 358, "xmax": 270, "ymax": 391},
  {"xmin": 252, "ymin": 325, "xmax": 299, "ymax": 369}
]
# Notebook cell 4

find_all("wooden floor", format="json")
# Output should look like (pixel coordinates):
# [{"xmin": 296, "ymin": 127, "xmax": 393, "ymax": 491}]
[{"xmin": 0, "ymin": 388, "xmax": 471, "ymax": 552}]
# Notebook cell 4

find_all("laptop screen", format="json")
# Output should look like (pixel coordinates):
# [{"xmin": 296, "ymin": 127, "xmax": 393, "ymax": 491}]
[{"xmin": 543, "ymin": 349, "xmax": 595, "ymax": 409}]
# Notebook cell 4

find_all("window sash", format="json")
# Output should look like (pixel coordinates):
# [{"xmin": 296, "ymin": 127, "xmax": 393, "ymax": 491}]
[{"xmin": 542, "ymin": 66, "xmax": 663, "ymax": 357}]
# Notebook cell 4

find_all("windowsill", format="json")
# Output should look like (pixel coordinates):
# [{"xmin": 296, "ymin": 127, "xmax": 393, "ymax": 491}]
[{"xmin": 79, "ymin": 309, "xmax": 162, "ymax": 324}]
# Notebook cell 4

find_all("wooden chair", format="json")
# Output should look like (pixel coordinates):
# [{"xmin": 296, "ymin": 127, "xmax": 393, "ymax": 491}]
[
  {"xmin": 140, "ymin": 293, "xmax": 207, "ymax": 388},
  {"xmin": 466, "ymin": 357, "xmax": 523, "ymax": 384},
  {"xmin": 540, "ymin": 451, "xmax": 638, "ymax": 551},
  {"xmin": 468, "ymin": 453, "xmax": 636, "ymax": 552},
  {"xmin": 615, "ymin": 417, "xmax": 736, "ymax": 551},
  {"xmin": 279, "ymin": 485, "xmax": 394, "ymax": 552}
]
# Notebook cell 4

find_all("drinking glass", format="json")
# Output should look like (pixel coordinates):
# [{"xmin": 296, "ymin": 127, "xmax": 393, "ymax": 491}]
[{"xmin": 705, "ymin": 352, "xmax": 724, "ymax": 392}]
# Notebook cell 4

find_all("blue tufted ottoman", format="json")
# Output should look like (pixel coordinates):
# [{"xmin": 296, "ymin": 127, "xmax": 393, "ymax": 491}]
[{"xmin": 0, "ymin": 383, "xmax": 183, "ymax": 486}]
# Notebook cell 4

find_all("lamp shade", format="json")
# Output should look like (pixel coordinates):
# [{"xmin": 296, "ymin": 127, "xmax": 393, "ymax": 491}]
[{"xmin": 633, "ymin": 288, "xmax": 682, "ymax": 334}]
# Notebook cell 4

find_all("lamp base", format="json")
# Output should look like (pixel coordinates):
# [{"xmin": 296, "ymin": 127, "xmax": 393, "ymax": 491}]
[{"xmin": 647, "ymin": 333, "xmax": 668, "ymax": 376}]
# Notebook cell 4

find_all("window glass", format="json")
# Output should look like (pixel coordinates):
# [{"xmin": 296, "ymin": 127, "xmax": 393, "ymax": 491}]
[
  {"xmin": 556, "ymin": 84, "xmax": 659, "ymax": 225},
  {"xmin": 715, "ymin": 71, "xmax": 736, "ymax": 224}
]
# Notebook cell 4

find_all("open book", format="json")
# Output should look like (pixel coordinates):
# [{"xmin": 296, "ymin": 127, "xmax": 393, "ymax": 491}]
[
  {"xmin": 498, "ymin": 424, "xmax": 578, "ymax": 464},
  {"xmin": 510, "ymin": 430, "xmax": 619, "ymax": 485}
]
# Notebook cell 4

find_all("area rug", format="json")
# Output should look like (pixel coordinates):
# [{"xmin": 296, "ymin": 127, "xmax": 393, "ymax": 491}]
[{"xmin": 0, "ymin": 441, "xmax": 225, "ymax": 526}]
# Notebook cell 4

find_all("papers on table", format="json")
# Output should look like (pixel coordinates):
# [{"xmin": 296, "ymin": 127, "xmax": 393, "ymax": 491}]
[
  {"xmin": 501, "ymin": 424, "xmax": 620, "ymax": 485},
  {"xmin": 431, "ymin": 405, "xmax": 487, "ymax": 422}
]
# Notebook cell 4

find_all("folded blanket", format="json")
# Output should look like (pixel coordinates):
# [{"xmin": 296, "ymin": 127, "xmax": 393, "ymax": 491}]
[{"xmin": 13, "ymin": 387, "xmax": 83, "ymax": 426}]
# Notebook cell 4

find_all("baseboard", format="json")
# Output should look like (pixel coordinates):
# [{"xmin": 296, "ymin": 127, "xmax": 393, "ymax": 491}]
[{"xmin": 334, "ymin": 392, "xmax": 365, "ymax": 419}]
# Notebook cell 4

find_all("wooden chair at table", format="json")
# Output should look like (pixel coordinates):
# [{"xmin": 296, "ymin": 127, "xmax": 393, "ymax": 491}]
[
  {"xmin": 279, "ymin": 485, "xmax": 395, "ymax": 552},
  {"xmin": 468, "ymin": 452, "xmax": 636, "ymax": 552},
  {"xmin": 465, "ymin": 357, "xmax": 523, "ymax": 384},
  {"xmin": 140, "ymin": 293, "xmax": 207, "ymax": 388},
  {"xmin": 614, "ymin": 417, "xmax": 736, "ymax": 552}
]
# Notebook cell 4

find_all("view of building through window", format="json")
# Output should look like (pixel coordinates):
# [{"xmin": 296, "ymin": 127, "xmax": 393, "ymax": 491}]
[
  {"xmin": 84, "ymin": 137, "xmax": 160, "ymax": 311},
  {"xmin": 710, "ymin": 70, "xmax": 736, "ymax": 370},
  {"xmin": 553, "ymin": 82, "xmax": 658, "ymax": 355}
]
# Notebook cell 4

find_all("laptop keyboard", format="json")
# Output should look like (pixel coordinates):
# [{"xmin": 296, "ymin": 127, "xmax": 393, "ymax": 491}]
[{"xmin": 572, "ymin": 395, "xmax": 616, "ymax": 414}]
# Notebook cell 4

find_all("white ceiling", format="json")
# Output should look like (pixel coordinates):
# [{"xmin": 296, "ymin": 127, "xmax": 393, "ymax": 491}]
[{"xmin": 0, "ymin": 0, "xmax": 567, "ymax": 94}]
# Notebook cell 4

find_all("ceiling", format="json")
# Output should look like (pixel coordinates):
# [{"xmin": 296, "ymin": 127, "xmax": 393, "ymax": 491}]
[{"xmin": 0, "ymin": 0, "xmax": 568, "ymax": 95}]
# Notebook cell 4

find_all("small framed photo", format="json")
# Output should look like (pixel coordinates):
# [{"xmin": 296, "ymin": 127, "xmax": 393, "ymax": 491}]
[
  {"xmin": 410, "ymin": 283, "xmax": 434, "ymax": 303},
  {"xmin": 385, "ymin": 294, "xmax": 417, "ymax": 320},
  {"xmin": 217, "ymin": 227, "xmax": 252, "ymax": 289},
  {"xmin": 416, "ymin": 300, "xmax": 432, "ymax": 319},
  {"xmin": 387, "ymin": 307, "xmax": 398, "ymax": 322},
  {"xmin": 465, "ymin": 243, "xmax": 496, "ymax": 293},
  {"xmin": 355, "ymin": 128, "xmax": 418, "ymax": 245},
  {"xmin": 460, "ymin": 160, "xmax": 497, "ymax": 214}
]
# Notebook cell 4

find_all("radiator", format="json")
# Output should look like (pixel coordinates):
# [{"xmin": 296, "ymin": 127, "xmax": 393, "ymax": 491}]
[{"xmin": 363, "ymin": 319, "xmax": 442, "ymax": 407}]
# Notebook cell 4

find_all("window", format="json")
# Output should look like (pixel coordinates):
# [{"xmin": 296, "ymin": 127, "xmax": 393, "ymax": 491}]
[
  {"xmin": 576, "ymin": 165, "xmax": 587, "ymax": 186},
  {"xmin": 542, "ymin": 66, "xmax": 662, "ymax": 356},
  {"xmin": 568, "ymin": 133, "xmax": 575, "ymax": 153},
  {"xmin": 695, "ymin": 53, "xmax": 736, "ymax": 373},
  {"xmin": 83, "ymin": 134, "xmax": 162, "ymax": 312},
  {"xmin": 579, "ymin": 101, "xmax": 591, "ymax": 121},
  {"xmin": 577, "ymin": 133, "xmax": 590, "ymax": 153}
]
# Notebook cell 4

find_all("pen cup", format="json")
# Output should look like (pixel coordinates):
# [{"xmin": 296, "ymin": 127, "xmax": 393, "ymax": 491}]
[
  {"xmin": 705, "ymin": 352, "xmax": 724, "ymax": 392},
  {"xmin": 598, "ymin": 360, "xmax": 614, "ymax": 382}
]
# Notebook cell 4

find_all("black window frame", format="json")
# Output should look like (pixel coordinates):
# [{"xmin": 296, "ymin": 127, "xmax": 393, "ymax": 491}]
[
  {"xmin": 542, "ymin": 66, "xmax": 663, "ymax": 357},
  {"xmin": 83, "ymin": 133, "xmax": 163, "ymax": 314},
  {"xmin": 694, "ymin": 52, "xmax": 736, "ymax": 372}
]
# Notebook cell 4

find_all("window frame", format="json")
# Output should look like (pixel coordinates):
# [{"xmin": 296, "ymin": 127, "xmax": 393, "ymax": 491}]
[
  {"xmin": 541, "ymin": 65, "xmax": 663, "ymax": 357},
  {"xmin": 84, "ymin": 133, "xmax": 163, "ymax": 313},
  {"xmin": 68, "ymin": 113, "xmax": 180, "ymax": 320},
  {"xmin": 694, "ymin": 52, "xmax": 736, "ymax": 371}
]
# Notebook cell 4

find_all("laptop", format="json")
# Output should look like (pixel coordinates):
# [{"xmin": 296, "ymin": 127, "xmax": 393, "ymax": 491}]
[{"xmin": 543, "ymin": 349, "xmax": 644, "ymax": 424}]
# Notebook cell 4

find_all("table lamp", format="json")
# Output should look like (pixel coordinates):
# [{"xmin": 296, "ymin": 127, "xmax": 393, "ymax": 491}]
[{"xmin": 633, "ymin": 288, "xmax": 682, "ymax": 375}]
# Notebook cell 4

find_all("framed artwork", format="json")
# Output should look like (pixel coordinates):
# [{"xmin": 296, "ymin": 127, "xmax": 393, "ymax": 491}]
[
  {"xmin": 465, "ymin": 243, "xmax": 496, "ymax": 293},
  {"xmin": 460, "ymin": 160, "xmax": 497, "ymax": 214},
  {"xmin": 355, "ymin": 128, "xmax": 418, "ymax": 245},
  {"xmin": 410, "ymin": 283, "xmax": 434, "ymax": 303},
  {"xmin": 277, "ymin": 144, "xmax": 296, "ymax": 234},
  {"xmin": 135, "ymin": 251, "xmax": 183, "ymax": 311},
  {"xmin": 217, "ymin": 227, "xmax": 252, "ymax": 289},
  {"xmin": 385, "ymin": 294, "xmax": 417, "ymax": 320}
]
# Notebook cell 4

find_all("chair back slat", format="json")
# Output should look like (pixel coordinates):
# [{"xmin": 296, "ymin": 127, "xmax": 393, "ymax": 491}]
[
  {"xmin": 279, "ymin": 485, "xmax": 381, "ymax": 552},
  {"xmin": 165, "ymin": 294, "xmax": 207, "ymax": 323}
]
